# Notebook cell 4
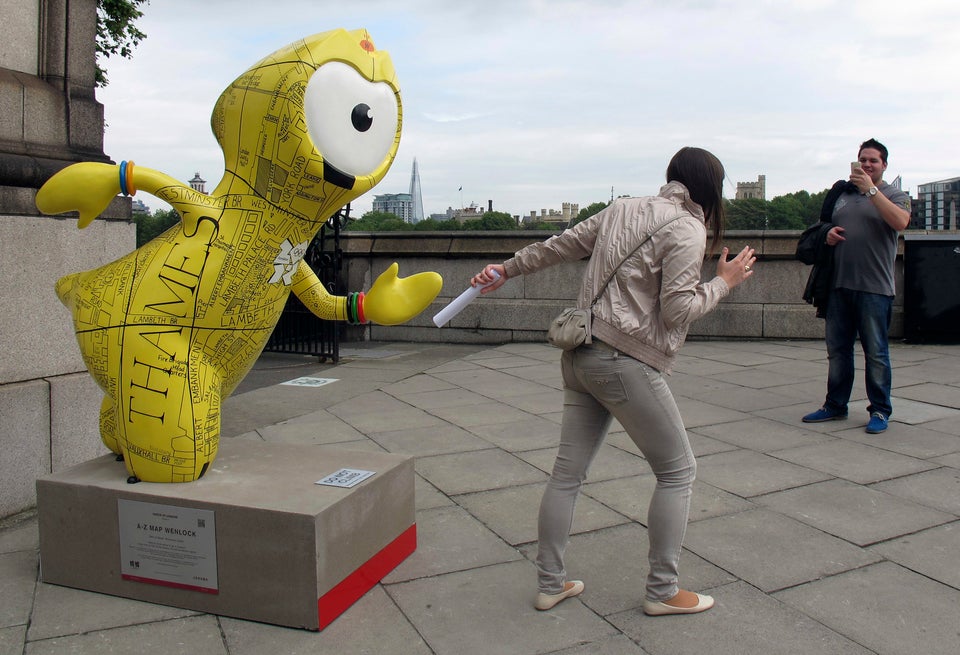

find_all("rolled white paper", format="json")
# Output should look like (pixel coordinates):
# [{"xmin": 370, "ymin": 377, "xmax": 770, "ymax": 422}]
[{"xmin": 432, "ymin": 270, "xmax": 501, "ymax": 327}]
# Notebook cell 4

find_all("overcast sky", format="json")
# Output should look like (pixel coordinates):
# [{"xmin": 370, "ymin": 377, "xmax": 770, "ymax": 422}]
[{"xmin": 97, "ymin": 0, "xmax": 960, "ymax": 218}]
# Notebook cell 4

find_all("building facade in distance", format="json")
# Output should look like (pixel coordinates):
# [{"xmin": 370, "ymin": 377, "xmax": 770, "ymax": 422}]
[
  {"xmin": 736, "ymin": 175, "xmax": 766, "ymax": 200},
  {"xmin": 915, "ymin": 177, "xmax": 959, "ymax": 230}
]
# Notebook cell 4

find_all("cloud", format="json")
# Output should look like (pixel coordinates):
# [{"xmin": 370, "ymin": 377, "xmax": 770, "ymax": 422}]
[{"xmin": 97, "ymin": 0, "xmax": 960, "ymax": 215}]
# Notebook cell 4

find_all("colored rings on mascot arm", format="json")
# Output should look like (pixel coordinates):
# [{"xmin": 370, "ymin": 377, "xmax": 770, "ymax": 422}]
[
  {"xmin": 346, "ymin": 292, "xmax": 367, "ymax": 325},
  {"xmin": 119, "ymin": 161, "xmax": 136, "ymax": 196}
]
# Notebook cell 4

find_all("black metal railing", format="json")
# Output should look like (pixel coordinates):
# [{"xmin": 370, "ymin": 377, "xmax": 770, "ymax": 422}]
[{"xmin": 264, "ymin": 204, "xmax": 350, "ymax": 362}]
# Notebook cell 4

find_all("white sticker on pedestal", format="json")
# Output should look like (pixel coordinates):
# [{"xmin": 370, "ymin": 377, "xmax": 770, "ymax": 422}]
[
  {"xmin": 117, "ymin": 499, "xmax": 218, "ymax": 593},
  {"xmin": 315, "ymin": 468, "xmax": 376, "ymax": 488}
]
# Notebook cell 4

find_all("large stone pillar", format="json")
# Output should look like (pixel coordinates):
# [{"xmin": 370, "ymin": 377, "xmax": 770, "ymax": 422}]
[{"xmin": 0, "ymin": 0, "xmax": 135, "ymax": 518}]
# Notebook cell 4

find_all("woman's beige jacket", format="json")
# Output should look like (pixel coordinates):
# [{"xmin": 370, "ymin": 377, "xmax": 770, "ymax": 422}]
[{"xmin": 502, "ymin": 181, "xmax": 729, "ymax": 374}]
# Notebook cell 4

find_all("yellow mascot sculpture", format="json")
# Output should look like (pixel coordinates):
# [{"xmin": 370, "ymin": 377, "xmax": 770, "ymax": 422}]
[{"xmin": 37, "ymin": 29, "xmax": 441, "ymax": 483}]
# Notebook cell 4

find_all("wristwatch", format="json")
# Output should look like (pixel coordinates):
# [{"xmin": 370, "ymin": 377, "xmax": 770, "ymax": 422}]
[{"xmin": 867, "ymin": 186, "xmax": 878, "ymax": 197}]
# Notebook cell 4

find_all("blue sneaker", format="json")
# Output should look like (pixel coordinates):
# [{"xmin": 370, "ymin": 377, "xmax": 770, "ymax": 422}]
[
  {"xmin": 802, "ymin": 407, "xmax": 848, "ymax": 423},
  {"xmin": 866, "ymin": 412, "xmax": 888, "ymax": 434}
]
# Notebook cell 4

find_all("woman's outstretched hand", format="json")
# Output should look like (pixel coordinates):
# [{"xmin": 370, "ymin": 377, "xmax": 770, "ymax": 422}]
[
  {"xmin": 471, "ymin": 264, "xmax": 508, "ymax": 294},
  {"xmin": 716, "ymin": 246, "xmax": 756, "ymax": 289}
]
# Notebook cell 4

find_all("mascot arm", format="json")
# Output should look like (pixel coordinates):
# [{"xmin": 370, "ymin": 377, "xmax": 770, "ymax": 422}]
[
  {"xmin": 36, "ymin": 161, "xmax": 209, "ymax": 233},
  {"xmin": 290, "ymin": 261, "xmax": 351, "ymax": 322},
  {"xmin": 291, "ymin": 261, "xmax": 442, "ymax": 326}
]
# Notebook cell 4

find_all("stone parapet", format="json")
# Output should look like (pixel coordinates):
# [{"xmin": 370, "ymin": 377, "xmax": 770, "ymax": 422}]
[{"xmin": 343, "ymin": 230, "xmax": 904, "ymax": 344}]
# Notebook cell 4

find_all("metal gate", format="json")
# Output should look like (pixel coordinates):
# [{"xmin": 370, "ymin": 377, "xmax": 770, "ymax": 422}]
[{"xmin": 264, "ymin": 204, "xmax": 350, "ymax": 362}]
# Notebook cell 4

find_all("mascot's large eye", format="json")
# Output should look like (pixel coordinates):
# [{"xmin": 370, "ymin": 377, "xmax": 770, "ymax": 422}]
[{"xmin": 304, "ymin": 61, "xmax": 399, "ymax": 176}]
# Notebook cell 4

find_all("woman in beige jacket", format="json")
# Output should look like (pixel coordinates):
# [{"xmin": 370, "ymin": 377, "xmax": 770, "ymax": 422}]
[{"xmin": 472, "ymin": 147, "xmax": 755, "ymax": 615}]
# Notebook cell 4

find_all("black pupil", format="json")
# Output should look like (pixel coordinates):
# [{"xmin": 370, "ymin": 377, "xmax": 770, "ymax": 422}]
[{"xmin": 352, "ymin": 104, "xmax": 373, "ymax": 132}]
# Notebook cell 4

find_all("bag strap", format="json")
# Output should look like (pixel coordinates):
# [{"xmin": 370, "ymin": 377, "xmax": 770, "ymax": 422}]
[{"xmin": 587, "ymin": 213, "xmax": 685, "ymax": 307}]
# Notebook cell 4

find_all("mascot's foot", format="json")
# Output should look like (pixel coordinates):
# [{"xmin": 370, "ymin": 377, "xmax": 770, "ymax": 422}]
[
  {"xmin": 116, "ymin": 454, "xmax": 124, "ymax": 462},
  {"xmin": 126, "ymin": 476, "xmax": 141, "ymax": 484}
]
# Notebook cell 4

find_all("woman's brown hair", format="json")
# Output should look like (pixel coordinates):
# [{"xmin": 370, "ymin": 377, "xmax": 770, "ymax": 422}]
[{"xmin": 666, "ymin": 147, "xmax": 725, "ymax": 254}]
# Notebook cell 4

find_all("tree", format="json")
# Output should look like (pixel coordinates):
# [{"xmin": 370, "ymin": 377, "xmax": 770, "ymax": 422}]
[
  {"xmin": 96, "ymin": 0, "xmax": 148, "ymax": 87},
  {"xmin": 135, "ymin": 207, "xmax": 178, "ymax": 246},
  {"xmin": 343, "ymin": 210, "xmax": 411, "ymax": 231},
  {"xmin": 569, "ymin": 201, "xmax": 609, "ymax": 227},
  {"xmin": 767, "ymin": 195, "xmax": 807, "ymax": 230},
  {"xmin": 724, "ymin": 197, "xmax": 768, "ymax": 230},
  {"xmin": 462, "ymin": 211, "xmax": 517, "ymax": 231}
]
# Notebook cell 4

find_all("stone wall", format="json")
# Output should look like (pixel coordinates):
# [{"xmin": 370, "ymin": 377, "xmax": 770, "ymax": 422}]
[
  {"xmin": 0, "ymin": 0, "xmax": 132, "ymax": 518},
  {"xmin": 340, "ymin": 230, "xmax": 905, "ymax": 345}
]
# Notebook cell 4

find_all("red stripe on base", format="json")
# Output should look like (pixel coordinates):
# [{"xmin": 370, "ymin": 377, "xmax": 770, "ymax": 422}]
[
  {"xmin": 121, "ymin": 574, "xmax": 218, "ymax": 595},
  {"xmin": 317, "ymin": 523, "xmax": 417, "ymax": 630}
]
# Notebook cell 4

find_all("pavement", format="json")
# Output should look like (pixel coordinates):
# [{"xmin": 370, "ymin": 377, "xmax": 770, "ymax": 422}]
[{"xmin": 2, "ymin": 338, "xmax": 960, "ymax": 655}]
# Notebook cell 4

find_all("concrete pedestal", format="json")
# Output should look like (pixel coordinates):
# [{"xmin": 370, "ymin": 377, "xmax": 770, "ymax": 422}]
[{"xmin": 36, "ymin": 440, "xmax": 416, "ymax": 630}]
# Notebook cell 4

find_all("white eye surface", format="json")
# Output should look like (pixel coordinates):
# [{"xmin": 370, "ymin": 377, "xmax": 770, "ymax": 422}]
[{"xmin": 304, "ymin": 61, "xmax": 399, "ymax": 176}]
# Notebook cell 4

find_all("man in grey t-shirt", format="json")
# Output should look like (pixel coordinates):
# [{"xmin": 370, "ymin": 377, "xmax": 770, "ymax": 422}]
[{"xmin": 802, "ymin": 138, "xmax": 911, "ymax": 434}]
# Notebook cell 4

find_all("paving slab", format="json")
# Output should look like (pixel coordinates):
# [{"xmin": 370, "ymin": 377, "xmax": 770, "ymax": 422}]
[
  {"xmin": 367, "ymin": 422, "xmax": 493, "ymax": 457},
  {"xmin": 24, "ymin": 614, "xmax": 226, "ymax": 655},
  {"xmin": 869, "ymin": 521, "xmax": 960, "ymax": 590},
  {"xmin": 683, "ymin": 508, "xmax": 881, "ymax": 592},
  {"xmin": 693, "ymin": 416, "xmax": 836, "ymax": 452},
  {"xmin": 255, "ymin": 409, "xmax": 367, "ymax": 445},
  {"xmin": 0, "ymin": 625, "xmax": 26, "ymax": 655},
  {"xmin": 610, "ymin": 580, "xmax": 872, "ymax": 655},
  {"xmin": 672, "ymin": 398, "xmax": 751, "ymax": 428},
  {"xmin": 0, "ymin": 515, "xmax": 37, "ymax": 554},
  {"xmin": 517, "ymin": 522, "xmax": 737, "ymax": 617},
  {"xmin": 888, "ymin": 395, "xmax": 960, "ymax": 424},
  {"xmin": 388, "ymin": 387, "xmax": 494, "ymax": 410},
  {"xmin": 694, "ymin": 385, "xmax": 802, "ymax": 412},
  {"xmin": 456, "ymin": 482, "xmax": 628, "ymax": 546},
  {"xmin": 379, "ymin": 373, "xmax": 460, "ymax": 394},
  {"xmin": 415, "ymin": 475, "xmax": 455, "ymax": 510},
  {"xmin": 27, "ymin": 582, "xmax": 201, "ymax": 641},
  {"xmin": 871, "ymin": 466, "xmax": 960, "ymax": 516},
  {"xmin": 0, "ymin": 551, "xmax": 36, "ymax": 628},
  {"xmin": 427, "ymin": 401, "xmax": 537, "ymax": 428},
  {"xmin": 706, "ymin": 367, "xmax": 799, "ymax": 390},
  {"xmin": 381, "ymin": 505, "xmax": 522, "ymax": 583},
  {"xmin": 583, "ymin": 476, "xmax": 755, "ymax": 525},
  {"xmin": 839, "ymin": 421, "xmax": 960, "ymax": 458},
  {"xmin": 220, "ymin": 586, "xmax": 432, "ymax": 655},
  {"xmin": 4, "ymin": 340, "xmax": 960, "ymax": 654},
  {"xmin": 415, "ymin": 448, "xmax": 546, "ymax": 495},
  {"xmin": 774, "ymin": 561, "xmax": 960, "ymax": 655},
  {"xmin": 695, "ymin": 449, "xmax": 832, "ymax": 497},
  {"xmin": 498, "ymin": 389, "xmax": 565, "ymax": 414},
  {"xmin": 758, "ymin": 478, "xmax": 955, "ymax": 546},
  {"xmin": 328, "ymin": 390, "xmax": 445, "ymax": 433},
  {"xmin": 388, "ymin": 559, "xmax": 618, "ymax": 655},
  {"xmin": 684, "ymin": 431, "xmax": 739, "ymax": 457},
  {"xmin": 465, "ymin": 416, "xmax": 565, "ymax": 452},
  {"xmin": 431, "ymin": 367, "xmax": 548, "ymax": 398},
  {"xmin": 497, "ymin": 363, "xmax": 565, "ymax": 390},
  {"xmin": 772, "ymin": 439, "xmax": 939, "ymax": 484},
  {"xmin": 543, "ymin": 634, "xmax": 651, "ymax": 655},
  {"xmin": 517, "ymin": 443, "xmax": 646, "ymax": 482},
  {"xmin": 894, "ymin": 381, "xmax": 960, "ymax": 408}
]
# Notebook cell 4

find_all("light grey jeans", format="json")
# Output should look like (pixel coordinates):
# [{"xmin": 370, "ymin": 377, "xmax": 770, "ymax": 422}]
[{"xmin": 536, "ymin": 341, "xmax": 696, "ymax": 602}]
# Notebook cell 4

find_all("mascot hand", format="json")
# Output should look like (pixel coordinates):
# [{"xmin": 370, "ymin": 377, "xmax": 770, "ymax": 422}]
[
  {"xmin": 363, "ymin": 263, "xmax": 442, "ymax": 326},
  {"xmin": 36, "ymin": 162, "xmax": 126, "ymax": 228}
]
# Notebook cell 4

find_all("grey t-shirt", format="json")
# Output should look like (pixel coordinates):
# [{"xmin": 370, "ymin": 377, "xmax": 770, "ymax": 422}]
[{"xmin": 830, "ymin": 182, "xmax": 910, "ymax": 297}]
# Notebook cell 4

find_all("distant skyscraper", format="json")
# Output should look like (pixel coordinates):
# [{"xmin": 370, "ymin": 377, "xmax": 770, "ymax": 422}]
[{"xmin": 409, "ymin": 158, "xmax": 424, "ymax": 223}]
